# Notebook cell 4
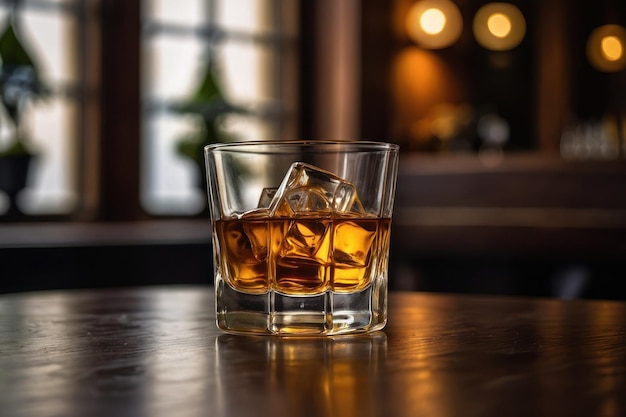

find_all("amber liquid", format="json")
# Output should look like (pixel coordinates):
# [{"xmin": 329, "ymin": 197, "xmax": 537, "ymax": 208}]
[{"xmin": 215, "ymin": 213, "xmax": 391, "ymax": 295}]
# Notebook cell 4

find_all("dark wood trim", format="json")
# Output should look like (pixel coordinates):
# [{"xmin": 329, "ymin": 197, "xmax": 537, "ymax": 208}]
[
  {"xmin": 359, "ymin": 0, "xmax": 394, "ymax": 141},
  {"xmin": 99, "ymin": 0, "xmax": 144, "ymax": 221},
  {"xmin": 297, "ymin": 0, "xmax": 317, "ymax": 140},
  {"xmin": 535, "ymin": 0, "xmax": 569, "ymax": 152}
]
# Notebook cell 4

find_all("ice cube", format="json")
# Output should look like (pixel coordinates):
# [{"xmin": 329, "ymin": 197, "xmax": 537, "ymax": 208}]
[
  {"xmin": 242, "ymin": 211, "xmax": 270, "ymax": 262},
  {"xmin": 275, "ymin": 218, "xmax": 332, "ymax": 293},
  {"xmin": 269, "ymin": 162, "xmax": 365, "ymax": 217},
  {"xmin": 258, "ymin": 187, "xmax": 278, "ymax": 208},
  {"xmin": 284, "ymin": 188, "xmax": 331, "ymax": 214},
  {"xmin": 333, "ymin": 182, "xmax": 365, "ymax": 214},
  {"xmin": 332, "ymin": 219, "xmax": 376, "ymax": 267},
  {"xmin": 280, "ymin": 218, "xmax": 332, "ymax": 262}
]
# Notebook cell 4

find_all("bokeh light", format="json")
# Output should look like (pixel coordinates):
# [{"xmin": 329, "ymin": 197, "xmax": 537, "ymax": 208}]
[
  {"xmin": 406, "ymin": 0, "xmax": 463, "ymax": 49},
  {"xmin": 601, "ymin": 36, "xmax": 622, "ymax": 61},
  {"xmin": 487, "ymin": 13, "xmax": 511, "ymax": 38},
  {"xmin": 421, "ymin": 8, "xmax": 446, "ymax": 35},
  {"xmin": 473, "ymin": 3, "xmax": 526, "ymax": 51},
  {"xmin": 587, "ymin": 25, "xmax": 626, "ymax": 72}
]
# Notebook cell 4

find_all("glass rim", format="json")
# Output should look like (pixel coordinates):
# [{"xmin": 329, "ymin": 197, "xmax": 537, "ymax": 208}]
[{"xmin": 205, "ymin": 140, "xmax": 399, "ymax": 154}]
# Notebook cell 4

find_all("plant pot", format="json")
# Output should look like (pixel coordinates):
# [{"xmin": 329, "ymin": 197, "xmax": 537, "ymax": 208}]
[{"xmin": 0, "ymin": 153, "xmax": 34, "ymax": 218}]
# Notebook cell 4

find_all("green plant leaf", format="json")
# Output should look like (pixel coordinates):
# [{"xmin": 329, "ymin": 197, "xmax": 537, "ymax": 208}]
[
  {"xmin": 0, "ymin": 137, "xmax": 32, "ymax": 156},
  {"xmin": 193, "ymin": 64, "xmax": 223, "ymax": 101},
  {"xmin": 0, "ymin": 21, "xmax": 35, "ymax": 67},
  {"xmin": 170, "ymin": 62, "xmax": 251, "ymax": 180},
  {"xmin": 0, "ymin": 16, "xmax": 49, "ymax": 155},
  {"xmin": 171, "ymin": 64, "xmax": 243, "ymax": 121}
]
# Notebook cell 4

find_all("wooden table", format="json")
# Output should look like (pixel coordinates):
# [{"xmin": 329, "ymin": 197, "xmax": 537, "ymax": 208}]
[{"xmin": 1, "ymin": 286, "xmax": 625, "ymax": 417}]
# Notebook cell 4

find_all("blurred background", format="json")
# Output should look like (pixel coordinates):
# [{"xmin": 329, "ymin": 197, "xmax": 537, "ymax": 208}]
[{"xmin": 0, "ymin": 0, "xmax": 624, "ymax": 299}]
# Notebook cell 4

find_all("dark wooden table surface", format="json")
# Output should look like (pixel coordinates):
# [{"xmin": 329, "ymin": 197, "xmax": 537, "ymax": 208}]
[{"xmin": 1, "ymin": 285, "xmax": 625, "ymax": 417}]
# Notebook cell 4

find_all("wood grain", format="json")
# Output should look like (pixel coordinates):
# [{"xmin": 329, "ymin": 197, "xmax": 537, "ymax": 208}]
[{"xmin": 1, "ymin": 286, "xmax": 625, "ymax": 417}]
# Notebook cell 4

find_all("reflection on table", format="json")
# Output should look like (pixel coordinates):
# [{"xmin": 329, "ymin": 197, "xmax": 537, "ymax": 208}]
[{"xmin": 1, "ymin": 286, "xmax": 625, "ymax": 417}]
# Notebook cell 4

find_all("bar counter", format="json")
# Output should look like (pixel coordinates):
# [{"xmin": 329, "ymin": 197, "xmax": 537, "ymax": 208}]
[{"xmin": 1, "ymin": 285, "xmax": 625, "ymax": 417}]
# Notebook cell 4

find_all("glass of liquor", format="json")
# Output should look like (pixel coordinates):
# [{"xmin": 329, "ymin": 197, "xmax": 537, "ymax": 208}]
[{"xmin": 204, "ymin": 140, "xmax": 399, "ymax": 335}]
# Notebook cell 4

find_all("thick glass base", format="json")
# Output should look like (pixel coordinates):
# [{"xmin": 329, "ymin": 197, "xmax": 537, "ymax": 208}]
[{"xmin": 215, "ymin": 274, "xmax": 387, "ymax": 336}]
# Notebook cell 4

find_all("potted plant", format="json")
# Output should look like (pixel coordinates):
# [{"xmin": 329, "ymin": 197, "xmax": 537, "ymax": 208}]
[
  {"xmin": 171, "ymin": 62, "xmax": 248, "ymax": 190},
  {"xmin": 0, "ymin": 4, "xmax": 48, "ymax": 218}
]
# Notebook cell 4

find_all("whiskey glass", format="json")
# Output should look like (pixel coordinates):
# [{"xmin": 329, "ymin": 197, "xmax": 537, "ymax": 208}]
[{"xmin": 204, "ymin": 140, "xmax": 399, "ymax": 335}]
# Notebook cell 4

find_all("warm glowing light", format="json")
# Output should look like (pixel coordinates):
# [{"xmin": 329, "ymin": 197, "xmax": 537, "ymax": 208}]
[
  {"xmin": 601, "ymin": 36, "xmax": 623, "ymax": 61},
  {"xmin": 473, "ymin": 3, "xmax": 525, "ymax": 51},
  {"xmin": 587, "ymin": 25, "xmax": 626, "ymax": 72},
  {"xmin": 420, "ymin": 8, "xmax": 446, "ymax": 35},
  {"xmin": 487, "ymin": 13, "xmax": 511, "ymax": 38},
  {"xmin": 406, "ymin": 0, "xmax": 463, "ymax": 49}
]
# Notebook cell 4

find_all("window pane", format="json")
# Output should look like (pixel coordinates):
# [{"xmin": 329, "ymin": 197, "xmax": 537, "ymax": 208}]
[
  {"xmin": 23, "ymin": 8, "xmax": 78, "ymax": 85},
  {"xmin": 141, "ymin": 112, "xmax": 206, "ymax": 215},
  {"xmin": 217, "ymin": 0, "xmax": 275, "ymax": 34},
  {"xmin": 0, "ymin": 3, "xmax": 79, "ymax": 216},
  {"xmin": 20, "ymin": 97, "xmax": 78, "ymax": 214},
  {"xmin": 143, "ymin": 34, "xmax": 206, "ymax": 101},
  {"xmin": 141, "ymin": 8, "xmax": 210, "ymax": 215},
  {"xmin": 221, "ymin": 114, "xmax": 276, "ymax": 142},
  {"xmin": 144, "ymin": 0, "xmax": 206, "ymax": 26},
  {"xmin": 141, "ymin": 0, "xmax": 291, "ymax": 215},
  {"xmin": 219, "ymin": 40, "xmax": 276, "ymax": 103}
]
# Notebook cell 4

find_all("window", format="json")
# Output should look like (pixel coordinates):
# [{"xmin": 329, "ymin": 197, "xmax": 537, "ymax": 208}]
[
  {"xmin": 140, "ymin": 0, "xmax": 299, "ymax": 215},
  {"xmin": 0, "ymin": 0, "xmax": 98, "ymax": 218},
  {"xmin": 0, "ymin": 0, "xmax": 298, "ymax": 220}
]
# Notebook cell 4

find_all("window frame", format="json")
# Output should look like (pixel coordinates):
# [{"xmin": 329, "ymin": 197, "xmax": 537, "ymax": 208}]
[
  {"xmin": 101, "ymin": 0, "xmax": 303, "ymax": 221},
  {"xmin": 0, "ymin": 0, "xmax": 364, "ymax": 223}
]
